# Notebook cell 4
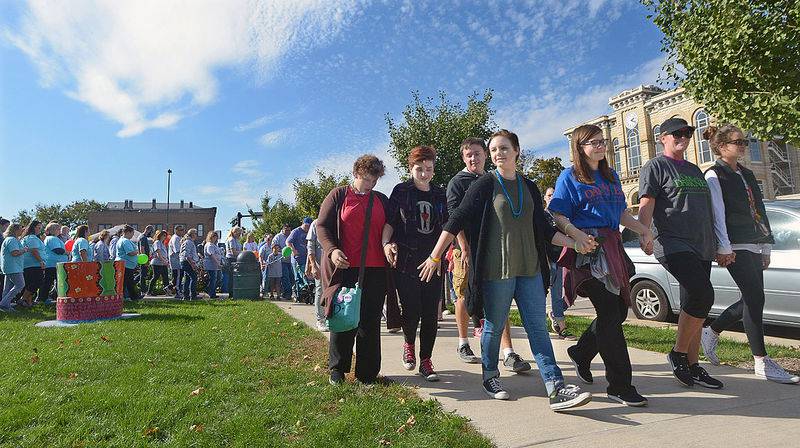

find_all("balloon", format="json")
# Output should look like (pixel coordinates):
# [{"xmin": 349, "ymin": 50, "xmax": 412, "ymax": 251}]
[
  {"xmin": 137, "ymin": 254, "xmax": 149, "ymax": 265},
  {"xmin": 281, "ymin": 246, "xmax": 292, "ymax": 257},
  {"xmin": 65, "ymin": 240, "xmax": 75, "ymax": 252}
]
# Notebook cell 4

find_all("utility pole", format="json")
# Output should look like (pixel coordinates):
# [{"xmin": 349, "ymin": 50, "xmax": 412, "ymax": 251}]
[{"xmin": 166, "ymin": 169, "xmax": 172, "ymax": 233}]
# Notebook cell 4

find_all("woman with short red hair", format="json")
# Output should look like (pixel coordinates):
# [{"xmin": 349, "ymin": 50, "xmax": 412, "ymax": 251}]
[{"xmin": 383, "ymin": 146, "xmax": 448, "ymax": 381}]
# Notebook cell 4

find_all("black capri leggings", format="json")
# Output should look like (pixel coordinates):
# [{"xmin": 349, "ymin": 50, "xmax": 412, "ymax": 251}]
[
  {"xmin": 23, "ymin": 267, "xmax": 43, "ymax": 295},
  {"xmin": 395, "ymin": 269, "xmax": 443, "ymax": 360},
  {"xmin": 148, "ymin": 265, "xmax": 170, "ymax": 294},
  {"xmin": 659, "ymin": 252, "xmax": 714, "ymax": 319},
  {"xmin": 37, "ymin": 267, "xmax": 57, "ymax": 301}
]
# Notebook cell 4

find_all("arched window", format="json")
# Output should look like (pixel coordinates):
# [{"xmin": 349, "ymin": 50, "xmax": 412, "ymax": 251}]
[
  {"xmin": 631, "ymin": 191, "xmax": 640, "ymax": 205},
  {"xmin": 694, "ymin": 109, "xmax": 711, "ymax": 163},
  {"xmin": 653, "ymin": 125, "xmax": 664, "ymax": 156},
  {"xmin": 613, "ymin": 138, "xmax": 622, "ymax": 172},
  {"xmin": 627, "ymin": 128, "xmax": 641, "ymax": 170},
  {"xmin": 748, "ymin": 133, "xmax": 762, "ymax": 162}
]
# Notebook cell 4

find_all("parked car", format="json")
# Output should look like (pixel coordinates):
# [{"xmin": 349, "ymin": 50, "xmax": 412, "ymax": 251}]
[{"xmin": 623, "ymin": 200, "xmax": 800, "ymax": 328}]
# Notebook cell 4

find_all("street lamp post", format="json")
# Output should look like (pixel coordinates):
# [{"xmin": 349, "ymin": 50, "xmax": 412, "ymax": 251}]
[{"xmin": 166, "ymin": 169, "xmax": 172, "ymax": 233}]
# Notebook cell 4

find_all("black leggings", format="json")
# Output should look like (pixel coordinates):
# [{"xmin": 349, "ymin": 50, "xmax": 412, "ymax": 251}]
[
  {"xmin": 395, "ymin": 269, "xmax": 442, "ymax": 360},
  {"xmin": 23, "ymin": 267, "xmax": 43, "ymax": 295},
  {"xmin": 710, "ymin": 250, "xmax": 767, "ymax": 356},
  {"xmin": 37, "ymin": 267, "xmax": 57, "ymax": 302},
  {"xmin": 660, "ymin": 252, "xmax": 714, "ymax": 318},
  {"xmin": 148, "ymin": 265, "xmax": 170, "ymax": 294},
  {"xmin": 123, "ymin": 267, "xmax": 142, "ymax": 300},
  {"xmin": 329, "ymin": 267, "xmax": 387, "ymax": 383},
  {"xmin": 571, "ymin": 278, "xmax": 634, "ymax": 394}
]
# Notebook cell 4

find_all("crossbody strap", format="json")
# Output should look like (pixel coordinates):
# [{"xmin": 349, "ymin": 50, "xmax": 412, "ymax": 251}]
[{"xmin": 357, "ymin": 191, "xmax": 375, "ymax": 285}]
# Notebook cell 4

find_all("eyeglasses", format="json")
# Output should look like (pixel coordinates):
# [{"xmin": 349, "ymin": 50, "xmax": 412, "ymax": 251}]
[
  {"xmin": 579, "ymin": 139, "xmax": 607, "ymax": 148},
  {"xmin": 669, "ymin": 129, "xmax": 693, "ymax": 139},
  {"xmin": 725, "ymin": 139, "xmax": 748, "ymax": 147}
]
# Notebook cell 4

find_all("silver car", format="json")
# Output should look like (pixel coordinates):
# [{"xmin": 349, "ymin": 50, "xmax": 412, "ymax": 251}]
[{"xmin": 623, "ymin": 200, "xmax": 800, "ymax": 328}]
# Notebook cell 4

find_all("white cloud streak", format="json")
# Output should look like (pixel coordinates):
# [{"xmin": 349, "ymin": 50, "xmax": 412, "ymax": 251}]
[
  {"xmin": 5, "ymin": 0, "xmax": 361, "ymax": 137},
  {"xmin": 232, "ymin": 159, "xmax": 263, "ymax": 177},
  {"xmin": 258, "ymin": 128, "xmax": 289, "ymax": 147}
]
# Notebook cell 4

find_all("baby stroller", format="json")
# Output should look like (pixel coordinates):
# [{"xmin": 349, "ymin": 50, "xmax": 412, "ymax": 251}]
[{"xmin": 293, "ymin": 263, "xmax": 315, "ymax": 305}]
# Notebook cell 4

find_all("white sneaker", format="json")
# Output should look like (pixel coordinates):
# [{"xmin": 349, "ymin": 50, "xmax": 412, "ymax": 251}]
[
  {"xmin": 755, "ymin": 356, "xmax": 800, "ymax": 384},
  {"xmin": 701, "ymin": 327, "xmax": 720, "ymax": 366},
  {"xmin": 316, "ymin": 320, "xmax": 329, "ymax": 332}
]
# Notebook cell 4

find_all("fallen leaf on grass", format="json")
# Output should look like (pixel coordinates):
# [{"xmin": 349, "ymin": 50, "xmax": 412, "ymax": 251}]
[
  {"xmin": 313, "ymin": 364, "xmax": 322, "ymax": 372},
  {"xmin": 292, "ymin": 322, "xmax": 299, "ymax": 327},
  {"xmin": 73, "ymin": 339, "xmax": 81, "ymax": 345},
  {"xmin": 142, "ymin": 427, "xmax": 160, "ymax": 438},
  {"xmin": 100, "ymin": 336, "xmax": 111, "ymax": 343},
  {"xmin": 398, "ymin": 397, "xmax": 405, "ymax": 404},
  {"xmin": 68, "ymin": 372, "xmax": 78, "ymax": 380},
  {"xmin": 338, "ymin": 398, "xmax": 345, "ymax": 403},
  {"xmin": 306, "ymin": 381, "xmax": 316, "ymax": 387},
  {"xmin": 396, "ymin": 415, "xmax": 416, "ymax": 434},
  {"xmin": 31, "ymin": 355, "xmax": 40, "ymax": 364},
  {"xmin": 190, "ymin": 424, "xmax": 204, "ymax": 433},
  {"xmin": 379, "ymin": 438, "xmax": 392, "ymax": 446},
  {"xmin": 190, "ymin": 387, "xmax": 205, "ymax": 397},
  {"xmin": 302, "ymin": 355, "xmax": 310, "ymax": 361}
]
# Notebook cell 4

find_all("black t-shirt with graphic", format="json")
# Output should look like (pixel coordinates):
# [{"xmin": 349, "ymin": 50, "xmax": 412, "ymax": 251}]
[{"xmin": 390, "ymin": 183, "xmax": 447, "ymax": 274}]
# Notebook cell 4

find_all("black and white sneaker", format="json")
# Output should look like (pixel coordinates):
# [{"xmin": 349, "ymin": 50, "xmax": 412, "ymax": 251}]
[
  {"xmin": 608, "ymin": 388, "xmax": 648, "ymax": 407},
  {"xmin": 482, "ymin": 377, "xmax": 510, "ymax": 400},
  {"xmin": 549, "ymin": 384, "xmax": 592, "ymax": 411},
  {"xmin": 690, "ymin": 363, "xmax": 724, "ymax": 389},
  {"xmin": 458, "ymin": 344, "xmax": 480, "ymax": 363},
  {"xmin": 329, "ymin": 370, "xmax": 345, "ymax": 386},
  {"xmin": 667, "ymin": 350, "xmax": 694, "ymax": 387},
  {"xmin": 419, "ymin": 358, "xmax": 440, "ymax": 382},
  {"xmin": 503, "ymin": 352, "xmax": 531, "ymax": 373},
  {"xmin": 567, "ymin": 345, "xmax": 593, "ymax": 384}
]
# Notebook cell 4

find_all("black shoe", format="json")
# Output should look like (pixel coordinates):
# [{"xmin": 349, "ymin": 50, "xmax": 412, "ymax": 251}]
[
  {"xmin": 419, "ymin": 358, "xmax": 439, "ymax": 382},
  {"xmin": 690, "ymin": 363, "xmax": 724, "ymax": 389},
  {"xmin": 608, "ymin": 388, "xmax": 648, "ymax": 407},
  {"xmin": 503, "ymin": 352, "xmax": 531, "ymax": 373},
  {"xmin": 329, "ymin": 370, "xmax": 345, "ymax": 386},
  {"xmin": 549, "ymin": 384, "xmax": 592, "ymax": 411},
  {"xmin": 567, "ymin": 345, "xmax": 593, "ymax": 384},
  {"xmin": 458, "ymin": 344, "xmax": 480, "ymax": 364},
  {"xmin": 667, "ymin": 350, "xmax": 694, "ymax": 387},
  {"xmin": 482, "ymin": 377, "xmax": 510, "ymax": 400}
]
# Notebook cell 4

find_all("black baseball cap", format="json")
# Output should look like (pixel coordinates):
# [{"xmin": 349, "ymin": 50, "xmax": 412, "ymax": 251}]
[{"xmin": 659, "ymin": 117, "xmax": 695, "ymax": 135}]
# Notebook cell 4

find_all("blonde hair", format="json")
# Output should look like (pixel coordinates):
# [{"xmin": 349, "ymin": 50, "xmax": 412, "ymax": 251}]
[
  {"xmin": 153, "ymin": 230, "xmax": 166, "ymax": 242},
  {"xmin": 205, "ymin": 231, "xmax": 218, "ymax": 243},
  {"xmin": 227, "ymin": 226, "xmax": 241, "ymax": 240},
  {"xmin": 44, "ymin": 222, "xmax": 61, "ymax": 236},
  {"xmin": 4, "ymin": 223, "xmax": 22, "ymax": 238}
]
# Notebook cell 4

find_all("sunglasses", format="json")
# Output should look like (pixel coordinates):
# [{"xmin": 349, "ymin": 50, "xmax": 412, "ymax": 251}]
[
  {"xmin": 669, "ymin": 129, "xmax": 693, "ymax": 139},
  {"xmin": 725, "ymin": 139, "xmax": 748, "ymax": 147},
  {"xmin": 579, "ymin": 139, "xmax": 608, "ymax": 148}
]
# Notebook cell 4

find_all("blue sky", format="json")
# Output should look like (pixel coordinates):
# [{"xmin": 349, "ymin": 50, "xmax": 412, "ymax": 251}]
[{"xmin": 0, "ymin": 0, "xmax": 666, "ymax": 231}]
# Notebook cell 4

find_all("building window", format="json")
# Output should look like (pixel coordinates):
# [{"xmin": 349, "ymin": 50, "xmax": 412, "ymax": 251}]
[
  {"xmin": 653, "ymin": 125, "xmax": 664, "ymax": 156},
  {"xmin": 748, "ymin": 133, "xmax": 762, "ymax": 162},
  {"xmin": 613, "ymin": 138, "xmax": 622, "ymax": 173},
  {"xmin": 197, "ymin": 224, "xmax": 205, "ymax": 238},
  {"xmin": 627, "ymin": 128, "xmax": 641, "ymax": 170},
  {"xmin": 97, "ymin": 224, "xmax": 112, "ymax": 232},
  {"xmin": 694, "ymin": 109, "xmax": 712, "ymax": 163},
  {"xmin": 154, "ymin": 224, "xmax": 163, "ymax": 231}
]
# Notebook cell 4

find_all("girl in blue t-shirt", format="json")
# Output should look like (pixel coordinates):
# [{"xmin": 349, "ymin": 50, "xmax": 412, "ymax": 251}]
[
  {"xmin": 548, "ymin": 124, "xmax": 654, "ymax": 407},
  {"xmin": 20, "ymin": 220, "xmax": 45, "ymax": 307},
  {"xmin": 72, "ymin": 225, "xmax": 94, "ymax": 262},
  {"xmin": 40, "ymin": 222, "xmax": 67, "ymax": 304},
  {"xmin": 1, "ymin": 224, "xmax": 27, "ymax": 311}
]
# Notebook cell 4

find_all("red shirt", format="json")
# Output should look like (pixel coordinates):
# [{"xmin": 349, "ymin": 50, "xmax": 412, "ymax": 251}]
[{"xmin": 340, "ymin": 187, "xmax": 386, "ymax": 268}]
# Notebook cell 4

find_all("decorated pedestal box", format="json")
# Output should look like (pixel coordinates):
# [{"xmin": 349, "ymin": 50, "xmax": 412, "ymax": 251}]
[{"xmin": 56, "ymin": 261, "xmax": 125, "ymax": 322}]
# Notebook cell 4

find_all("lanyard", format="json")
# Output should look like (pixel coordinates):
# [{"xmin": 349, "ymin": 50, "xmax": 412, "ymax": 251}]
[{"xmin": 494, "ymin": 170, "xmax": 523, "ymax": 218}]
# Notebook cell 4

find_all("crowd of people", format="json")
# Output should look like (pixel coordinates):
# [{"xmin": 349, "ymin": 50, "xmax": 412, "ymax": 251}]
[{"xmin": 2, "ymin": 117, "xmax": 797, "ymax": 411}]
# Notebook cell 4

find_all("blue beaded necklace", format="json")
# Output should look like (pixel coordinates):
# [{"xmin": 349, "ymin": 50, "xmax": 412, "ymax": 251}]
[{"xmin": 494, "ymin": 170, "xmax": 523, "ymax": 218}]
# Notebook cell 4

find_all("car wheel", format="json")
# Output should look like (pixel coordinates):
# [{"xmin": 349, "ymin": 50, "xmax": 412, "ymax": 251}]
[{"xmin": 631, "ymin": 279, "xmax": 670, "ymax": 322}]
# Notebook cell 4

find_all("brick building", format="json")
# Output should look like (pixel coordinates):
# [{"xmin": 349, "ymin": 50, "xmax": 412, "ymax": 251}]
[
  {"xmin": 564, "ymin": 85, "xmax": 799, "ymax": 212},
  {"xmin": 87, "ymin": 200, "xmax": 216, "ymax": 236}
]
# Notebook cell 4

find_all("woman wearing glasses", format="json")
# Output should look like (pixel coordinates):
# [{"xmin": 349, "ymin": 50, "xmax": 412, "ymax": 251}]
[
  {"xmin": 548, "ymin": 124, "xmax": 653, "ymax": 406},
  {"xmin": 700, "ymin": 124, "xmax": 799, "ymax": 384},
  {"xmin": 418, "ymin": 129, "xmax": 592, "ymax": 411}
]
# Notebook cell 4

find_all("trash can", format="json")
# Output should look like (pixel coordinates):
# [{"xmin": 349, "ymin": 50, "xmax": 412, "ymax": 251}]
[{"xmin": 232, "ymin": 251, "xmax": 261, "ymax": 300}]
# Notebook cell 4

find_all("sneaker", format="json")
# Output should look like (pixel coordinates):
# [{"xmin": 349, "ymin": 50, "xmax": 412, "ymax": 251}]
[
  {"xmin": 550, "ymin": 313, "xmax": 577, "ymax": 341},
  {"xmin": 667, "ymin": 350, "xmax": 694, "ymax": 387},
  {"xmin": 482, "ymin": 377, "xmax": 510, "ymax": 400},
  {"xmin": 755, "ymin": 356, "xmax": 800, "ymax": 384},
  {"xmin": 567, "ymin": 345, "xmax": 593, "ymax": 384},
  {"xmin": 473, "ymin": 319, "xmax": 484, "ymax": 338},
  {"xmin": 442, "ymin": 309, "xmax": 451, "ymax": 316},
  {"xmin": 458, "ymin": 344, "xmax": 480, "ymax": 364},
  {"xmin": 387, "ymin": 327, "xmax": 401, "ymax": 334},
  {"xmin": 503, "ymin": 352, "xmax": 531, "ymax": 373},
  {"xmin": 0, "ymin": 305, "xmax": 17, "ymax": 313},
  {"xmin": 329, "ymin": 370, "xmax": 345, "ymax": 386},
  {"xmin": 316, "ymin": 320, "xmax": 329, "ymax": 332},
  {"xmin": 701, "ymin": 327, "xmax": 721, "ymax": 366},
  {"xmin": 402, "ymin": 343, "xmax": 416, "ymax": 370},
  {"xmin": 419, "ymin": 358, "xmax": 439, "ymax": 382},
  {"xmin": 608, "ymin": 388, "xmax": 648, "ymax": 407},
  {"xmin": 549, "ymin": 384, "xmax": 592, "ymax": 411},
  {"xmin": 690, "ymin": 363, "xmax": 724, "ymax": 389}
]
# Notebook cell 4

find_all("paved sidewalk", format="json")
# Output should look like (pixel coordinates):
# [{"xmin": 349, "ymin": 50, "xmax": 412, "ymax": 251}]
[{"xmin": 276, "ymin": 301, "xmax": 800, "ymax": 448}]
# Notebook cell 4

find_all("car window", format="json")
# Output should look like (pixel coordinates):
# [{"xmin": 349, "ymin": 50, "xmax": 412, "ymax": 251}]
[
  {"xmin": 621, "ymin": 228, "xmax": 639, "ymax": 247},
  {"xmin": 767, "ymin": 210, "xmax": 800, "ymax": 250}
]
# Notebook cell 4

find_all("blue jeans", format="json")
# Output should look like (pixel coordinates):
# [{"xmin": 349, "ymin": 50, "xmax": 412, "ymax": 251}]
[
  {"xmin": 181, "ymin": 261, "xmax": 197, "ymax": 299},
  {"xmin": 206, "ymin": 270, "xmax": 219, "ymax": 298},
  {"xmin": 482, "ymin": 274, "xmax": 564, "ymax": 395},
  {"xmin": 280, "ymin": 262, "xmax": 294, "ymax": 298},
  {"xmin": 549, "ymin": 262, "xmax": 566, "ymax": 319},
  {"xmin": 1, "ymin": 273, "xmax": 25, "ymax": 309}
]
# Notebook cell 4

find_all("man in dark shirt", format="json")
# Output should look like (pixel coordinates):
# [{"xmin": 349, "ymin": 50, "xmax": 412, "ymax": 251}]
[{"xmin": 138, "ymin": 225, "xmax": 154, "ymax": 293}]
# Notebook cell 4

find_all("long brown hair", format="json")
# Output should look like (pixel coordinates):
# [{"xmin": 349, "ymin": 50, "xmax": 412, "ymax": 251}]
[{"xmin": 570, "ymin": 124, "xmax": 614, "ymax": 184}]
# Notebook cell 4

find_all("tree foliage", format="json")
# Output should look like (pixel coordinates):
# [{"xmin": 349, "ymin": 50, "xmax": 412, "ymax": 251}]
[
  {"xmin": 13, "ymin": 200, "xmax": 106, "ymax": 228},
  {"xmin": 524, "ymin": 156, "xmax": 565, "ymax": 192},
  {"xmin": 643, "ymin": 0, "xmax": 800, "ymax": 142},
  {"xmin": 386, "ymin": 90, "xmax": 496, "ymax": 188}
]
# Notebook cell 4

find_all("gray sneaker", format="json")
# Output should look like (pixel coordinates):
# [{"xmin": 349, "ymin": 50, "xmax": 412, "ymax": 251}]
[
  {"xmin": 503, "ymin": 352, "xmax": 531, "ymax": 373},
  {"xmin": 458, "ymin": 344, "xmax": 480, "ymax": 363}
]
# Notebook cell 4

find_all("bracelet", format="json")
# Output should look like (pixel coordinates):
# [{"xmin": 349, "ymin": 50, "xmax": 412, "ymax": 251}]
[
  {"xmin": 564, "ymin": 222, "xmax": 575, "ymax": 235},
  {"xmin": 573, "ymin": 241, "xmax": 579, "ymax": 253},
  {"xmin": 429, "ymin": 255, "xmax": 441, "ymax": 263}
]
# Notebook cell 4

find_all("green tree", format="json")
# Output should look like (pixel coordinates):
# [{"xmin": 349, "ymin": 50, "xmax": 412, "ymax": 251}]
[
  {"xmin": 13, "ymin": 200, "xmax": 106, "ymax": 228},
  {"xmin": 524, "ymin": 156, "xmax": 565, "ymax": 192},
  {"xmin": 386, "ymin": 90, "xmax": 496, "ymax": 187},
  {"xmin": 643, "ymin": 0, "xmax": 800, "ymax": 142}
]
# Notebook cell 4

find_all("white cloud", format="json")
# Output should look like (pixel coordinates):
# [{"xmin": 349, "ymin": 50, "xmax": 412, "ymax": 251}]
[
  {"xmin": 5, "ymin": 0, "xmax": 361, "ymax": 137},
  {"xmin": 232, "ymin": 159, "xmax": 263, "ymax": 177},
  {"xmin": 496, "ymin": 57, "xmax": 667, "ymax": 157},
  {"xmin": 197, "ymin": 185, "xmax": 222, "ymax": 195},
  {"xmin": 233, "ymin": 112, "xmax": 287, "ymax": 132},
  {"xmin": 258, "ymin": 128, "xmax": 289, "ymax": 147}
]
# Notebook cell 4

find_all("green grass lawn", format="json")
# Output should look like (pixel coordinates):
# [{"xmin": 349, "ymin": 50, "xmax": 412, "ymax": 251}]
[
  {"xmin": 509, "ymin": 311, "xmax": 800, "ymax": 366},
  {"xmin": 0, "ymin": 301, "xmax": 491, "ymax": 448}
]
